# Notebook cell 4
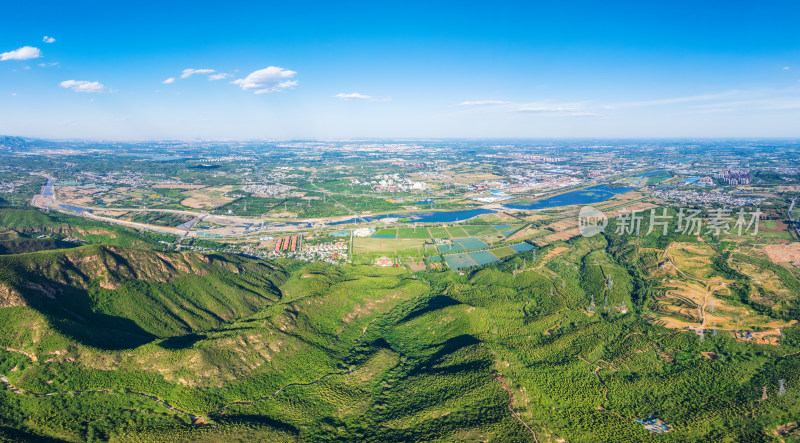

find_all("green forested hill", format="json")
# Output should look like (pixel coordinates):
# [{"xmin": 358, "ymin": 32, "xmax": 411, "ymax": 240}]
[
  {"xmin": 1, "ymin": 208, "xmax": 800, "ymax": 442},
  {"xmin": 0, "ymin": 244, "xmax": 287, "ymax": 347}
]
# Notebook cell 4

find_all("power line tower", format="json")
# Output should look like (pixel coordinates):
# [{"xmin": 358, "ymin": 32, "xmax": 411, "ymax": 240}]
[
  {"xmin": 588, "ymin": 294, "xmax": 595, "ymax": 312},
  {"xmin": 779, "ymin": 379, "xmax": 786, "ymax": 396},
  {"xmin": 710, "ymin": 299, "xmax": 715, "ymax": 313}
]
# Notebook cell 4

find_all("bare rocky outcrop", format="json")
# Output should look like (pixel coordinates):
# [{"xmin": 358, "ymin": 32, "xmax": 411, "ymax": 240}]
[{"xmin": 0, "ymin": 284, "xmax": 25, "ymax": 307}]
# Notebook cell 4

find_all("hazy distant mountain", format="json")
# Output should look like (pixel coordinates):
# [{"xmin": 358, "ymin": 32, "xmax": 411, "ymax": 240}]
[
  {"xmin": 0, "ymin": 135, "xmax": 58, "ymax": 151},
  {"xmin": 0, "ymin": 136, "xmax": 28, "ymax": 150}
]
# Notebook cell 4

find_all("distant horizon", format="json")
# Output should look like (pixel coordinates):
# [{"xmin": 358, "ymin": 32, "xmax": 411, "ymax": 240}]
[{"xmin": 6, "ymin": 134, "xmax": 800, "ymax": 144}]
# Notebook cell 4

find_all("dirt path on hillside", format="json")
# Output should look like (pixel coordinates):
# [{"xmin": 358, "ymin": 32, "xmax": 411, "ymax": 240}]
[
  {"xmin": 663, "ymin": 244, "xmax": 728, "ymax": 330},
  {"xmin": 493, "ymin": 372, "xmax": 539, "ymax": 442}
]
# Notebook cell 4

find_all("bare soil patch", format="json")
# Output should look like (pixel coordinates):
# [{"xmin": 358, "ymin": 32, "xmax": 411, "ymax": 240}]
[{"xmin": 763, "ymin": 243, "xmax": 800, "ymax": 263}]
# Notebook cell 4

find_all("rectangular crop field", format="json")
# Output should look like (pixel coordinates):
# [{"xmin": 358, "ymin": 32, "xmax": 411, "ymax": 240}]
[
  {"xmin": 468, "ymin": 250, "xmax": 500, "ymax": 266},
  {"xmin": 510, "ymin": 242, "xmax": 535, "ymax": 252},
  {"xmin": 446, "ymin": 226, "xmax": 469, "ymax": 238},
  {"xmin": 354, "ymin": 238, "xmax": 426, "ymax": 256},
  {"xmin": 371, "ymin": 228, "xmax": 397, "ymax": 239},
  {"xmin": 453, "ymin": 237, "xmax": 489, "ymax": 250},
  {"xmin": 396, "ymin": 227, "xmax": 431, "ymax": 239},
  {"xmin": 438, "ymin": 243, "xmax": 465, "ymax": 254},
  {"xmin": 490, "ymin": 247, "xmax": 517, "ymax": 258},
  {"xmin": 428, "ymin": 227, "xmax": 451, "ymax": 239},
  {"xmin": 462, "ymin": 224, "xmax": 497, "ymax": 237},
  {"xmin": 444, "ymin": 253, "xmax": 477, "ymax": 270}
]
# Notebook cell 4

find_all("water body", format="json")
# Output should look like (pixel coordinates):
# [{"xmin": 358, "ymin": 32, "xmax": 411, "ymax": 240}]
[
  {"xmin": 634, "ymin": 170, "xmax": 669, "ymax": 177},
  {"xmin": 59, "ymin": 204, "xmax": 90, "ymax": 214},
  {"xmin": 329, "ymin": 184, "xmax": 633, "ymax": 225},
  {"xmin": 329, "ymin": 208, "xmax": 495, "ymax": 225},
  {"xmin": 41, "ymin": 178, "xmax": 55, "ymax": 196},
  {"xmin": 503, "ymin": 184, "xmax": 634, "ymax": 211},
  {"xmin": 40, "ymin": 179, "xmax": 92, "ymax": 214}
]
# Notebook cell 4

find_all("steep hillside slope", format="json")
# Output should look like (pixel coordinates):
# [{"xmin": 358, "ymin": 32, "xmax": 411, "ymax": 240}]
[{"xmin": 0, "ymin": 245, "xmax": 287, "ymax": 348}]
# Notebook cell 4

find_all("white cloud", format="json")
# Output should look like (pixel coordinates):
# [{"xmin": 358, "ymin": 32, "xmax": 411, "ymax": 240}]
[
  {"xmin": 180, "ymin": 68, "xmax": 215, "ymax": 79},
  {"xmin": 38, "ymin": 62, "xmax": 59, "ymax": 67},
  {"xmin": 231, "ymin": 66, "xmax": 297, "ymax": 94},
  {"xmin": 208, "ymin": 73, "xmax": 232, "ymax": 81},
  {"xmin": 600, "ymin": 86, "xmax": 800, "ymax": 115},
  {"xmin": 60, "ymin": 80, "xmax": 105, "ymax": 93},
  {"xmin": 784, "ymin": 66, "xmax": 791, "ymax": 71},
  {"xmin": 515, "ymin": 105, "xmax": 579, "ymax": 113},
  {"xmin": 336, "ymin": 92, "xmax": 372, "ymax": 100},
  {"xmin": 612, "ymin": 90, "xmax": 743, "ymax": 108},
  {"xmin": 459, "ymin": 99, "xmax": 594, "ymax": 116},
  {"xmin": 514, "ymin": 105, "xmax": 599, "ymax": 117},
  {"xmin": 162, "ymin": 77, "xmax": 175, "ymax": 84},
  {"xmin": 43, "ymin": 36, "xmax": 56, "ymax": 44},
  {"xmin": 0, "ymin": 46, "xmax": 42, "ymax": 61},
  {"xmin": 682, "ymin": 88, "xmax": 800, "ymax": 113},
  {"xmin": 335, "ymin": 92, "xmax": 390, "ymax": 101},
  {"xmin": 11, "ymin": 93, "xmax": 16, "ymax": 97},
  {"xmin": 458, "ymin": 100, "xmax": 511, "ymax": 106}
]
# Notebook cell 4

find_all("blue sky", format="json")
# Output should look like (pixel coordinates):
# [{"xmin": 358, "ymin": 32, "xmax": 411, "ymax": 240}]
[{"xmin": 2, "ymin": 1, "xmax": 800, "ymax": 139}]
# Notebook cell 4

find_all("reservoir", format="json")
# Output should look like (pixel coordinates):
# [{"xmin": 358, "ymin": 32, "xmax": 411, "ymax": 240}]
[
  {"xmin": 330, "ymin": 184, "xmax": 634, "ymax": 225},
  {"xmin": 503, "ymin": 184, "xmax": 634, "ymax": 211}
]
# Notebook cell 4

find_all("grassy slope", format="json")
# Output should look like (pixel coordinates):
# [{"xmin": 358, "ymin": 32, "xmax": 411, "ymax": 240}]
[{"xmin": 1, "ymin": 208, "xmax": 800, "ymax": 441}]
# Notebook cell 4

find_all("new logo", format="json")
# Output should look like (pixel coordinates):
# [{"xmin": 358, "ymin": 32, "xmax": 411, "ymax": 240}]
[{"xmin": 578, "ymin": 206, "xmax": 607, "ymax": 237}]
